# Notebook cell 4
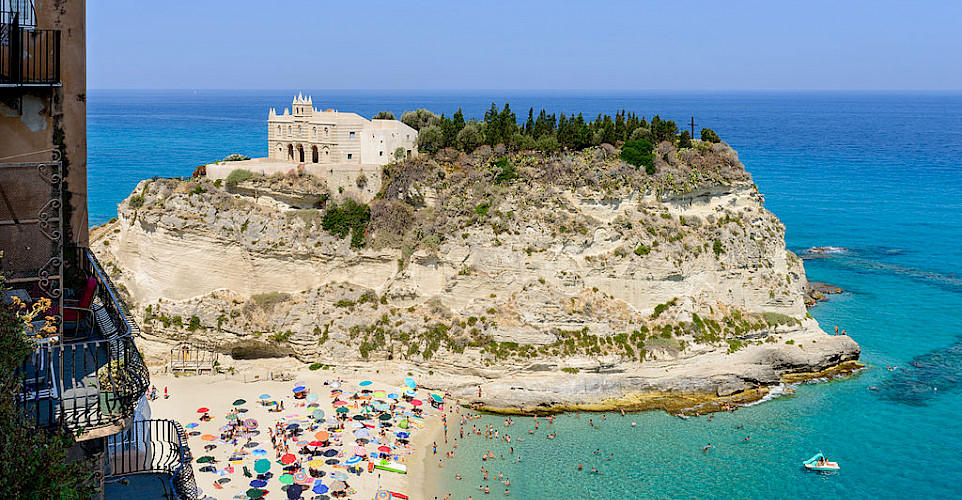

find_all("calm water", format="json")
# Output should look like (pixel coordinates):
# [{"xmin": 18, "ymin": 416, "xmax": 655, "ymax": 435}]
[{"xmin": 89, "ymin": 90, "xmax": 962, "ymax": 498}]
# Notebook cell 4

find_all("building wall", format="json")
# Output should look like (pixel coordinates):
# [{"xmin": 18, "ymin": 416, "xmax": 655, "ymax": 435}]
[{"xmin": 0, "ymin": 0, "xmax": 87, "ymax": 247}]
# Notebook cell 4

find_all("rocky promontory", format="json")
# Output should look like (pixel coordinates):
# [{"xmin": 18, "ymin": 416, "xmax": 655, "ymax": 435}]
[{"xmin": 93, "ymin": 139, "xmax": 860, "ymax": 413}]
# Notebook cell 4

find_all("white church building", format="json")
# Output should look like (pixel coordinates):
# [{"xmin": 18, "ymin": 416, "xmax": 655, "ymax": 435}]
[{"xmin": 268, "ymin": 94, "xmax": 417, "ymax": 165}]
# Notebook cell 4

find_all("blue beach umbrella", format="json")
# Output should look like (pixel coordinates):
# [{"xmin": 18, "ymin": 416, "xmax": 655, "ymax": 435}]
[
  {"xmin": 254, "ymin": 459, "xmax": 271, "ymax": 474},
  {"xmin": 312, "ymin": 483, "xmax": 329, "ymax": 494},
  {"xmin": 387, "ymin": 393, "xmax": 399, "ymax": 400},
  {"xmin": 359, "ymin": 380, "xmax": 372, "ymax": 387},
  {"xmin": 259, "ymin": 394, "xmax": 271, "ymax": 399},
  {"xmin": 250, "ymin": 479, "xmax": 267, "ymax": 488},
  {"xmin": 404, "ymin": 390, "xmax": 416, "ymax": 397},
  {"xmin": 185, "ymin": 422, "xmax": 198, "ymax": 428},
  {"xmin": 404, "ymin": 378, "xmax": 416, "ymax": 389},
  {"xmin": 345, "ymin": 456, "xmax": 362, "ymax": 465},
  {"xmin": 293, "ymin": 386, "xmax": 306, "ymax": 393},
  {"xmin": 312, "ymin": 409, "xmax": 326, "ymax": 420},
  {"xmin": 431, "ymin": 394, "xmax": 443, "ymax": 403},
  {"xmin": 252, "ymin": 449, "xmax": 267, "ymax": 457},
  {"xmin": 306, "ymin": 393, "xmax": 319, "ymax": 403}
]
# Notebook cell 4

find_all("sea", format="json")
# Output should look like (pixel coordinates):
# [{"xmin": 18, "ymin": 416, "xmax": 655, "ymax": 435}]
[{"xmin": 89, "ymin": 90, "xmax": 962, "ymax": 499}]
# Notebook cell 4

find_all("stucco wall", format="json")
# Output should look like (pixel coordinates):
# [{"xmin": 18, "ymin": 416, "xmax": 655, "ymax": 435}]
[{"xmin": 0, "ymin": 0, "xmax": 87, "ymax": 246}]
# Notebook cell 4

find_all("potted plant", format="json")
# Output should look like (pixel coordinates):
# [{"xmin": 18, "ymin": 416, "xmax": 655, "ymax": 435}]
[{"xmin": 97, "ymin": 359, "xmax": 129, "ymax": 417}]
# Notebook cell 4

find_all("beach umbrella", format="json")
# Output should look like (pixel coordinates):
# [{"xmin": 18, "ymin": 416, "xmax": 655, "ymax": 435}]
[
  {"xmin": 375, "ymin": 491, "xmax": 392, "ymax": 500},
  {"xmin": 201, "ymin": 434, "xmax": 216, "ymax": 441},
  {"xmin": 188, "ymin": 431, "xmax": 201, "ymax": 437},
  {"xmin": 430, "ymin": 394, "xmax": 442, "ymax": 403},
  {"xmin": 354, "ymin": 445, "xmax": 367, "ymax": 456},
  {"xmin": 387, "ymin": 393, "xmax": 399, "ymax": 400},
  {"xmin": 252, "ymin": 449, "xmax": 267, "ymax": 457},
  {"xmin": 395, "ymin": 432, "xmax": 409, "ymax": 439},
  {"xmin": 312, "ymin": 483, "xmax": 329, "ymax": 494},
  {"xmin": 308, "ymin": 459, "xmax": 324, "ymax": 468},
  {"xmin": 281, "ymin": 453, "xmax": 297, "ymax": 465},
  {"xmin": 279, "ymin": 474, "xmax": 294, "ymax": 484},
  {"xmin": 376, "ymin": 403, "xmax": 390, "ymax": 411},
  {"xmin": 293, "ymin": 471, "xmax": 311, "ymax": 484},
  {"xmin": 353, "ymin": 415, "xmax": 368, "ymax": 421},
  {"xmin": 233, "ymin": 399, "xmax": 247, "ymax": 406},
  {"xmin": 373, "ymin": 391, "xmax": 386, "ymax": 398},
  {"xmin": 218, "ymin": 477, "xmax": 231, "ymax": 484},
  {"xmin": 314, "ymin": 430, "xmax": 330, "ymax": 441},
  {"xmin": 330, "ymin": 480, "xmax": 347, "ymax": 491},
  {"xmin": 259, "ymin": 394, "xmax": 271, "ymax": 399},
  {"xmin": 246, "ymin": 488, "xmax": 264, "ymax": 499},
  {"xmin": 353, "ymin": 429, "xmax": 370, "ymax": 438},
  {"xmin": 293, "ymin": 386, "xmax": 306, "ymax": 393},
  {"xmin": 332, "ymin": 400, "xmax": 348, "ymax": 407},
  {"xmin": 307, "ymin": 440, "xmax": 322, "ymax": 447},
  {"xmin": 254, "ymin": 459, "xmax": 271, "ymax": 474},
  {"xmin": 345, "ymin": 456, "xmax": 362, "ymax": 465},
  {"xmin": 330, "ymin": 381, "xmax": 341, "ymax": 389},
  {"xmin": 198, "ymin": 465, "xmax": 215, "ymax": 473},
  {"xmin": 404, "ymin": 390, "xmax": 416, "ymax": 398},
  {"xmin": 378, "ymin": 413, "xmax": 392, "ymax": 421},
  {"xmin": 197, "ymin": 407, "xmax": 210, "ymax": 413},
  {"xmin": 237, "ymin": 408, "xmax": 249, "ymax": 413},
  {"xmin": 226, "ymin": 414, "xmax": 238, "ymax": 421},
  {"xmin": 250, "ymin": 479, "xmax": 267, "ymax": 488},
  {"xmin": 286, "ymin": 423, "xmax": 300, "ymax": 430},
  {"xmin": 306, "ymin": 393, "xmax": 319, "ymax": 403},
  {"xmin": 377, "ymin": 445, "xmax": 391, "ymax": 453},
  {"xmin": 325, "ymin": 459, "xmax": 339, "ymax": 465},
  {"xmin": 287, "ymin": 484, "xmax": 303, "ymax": 499},
  {"xmin": 204, "ymin": 444, "xmax": 217, "ymax": 451},
  {"xmin": 296, "ymin": 439, "xmax": 311, "ymax": 446},
  {"xmin": 195, "ymin": 456, "xmax": 215, "ymax": 463},
  {"xmin": 359, "ymin": 380, "xmax": 372, "ymax": 387},
  {"xmin": 185, "ymin": 422, "xmax": 199, "ymax": 429},
  {"xmin": 410, "ymin": 399, "xmax": 422, "ymax": 407},
  {"xmin": 323, "ymin": 449, "xmax": 338, "ymax": 457},
  {"xmin": 244, "ymin": 418, "xmax": 258, "ymax": 429},
  {"xmin": 335, "ymin": 407, "xmax": 349, "ymax": 414},
  {"xmin": 398, "ymin": 420, "xmax": 408, "ymax": 429},
  {"xmin": 312, "ymin": 409, "xmax": 326, "ymax": 420},
  {"xmin": 404, "ymin": 378, "xmax": 416, "ymax": 389},
  {"xmin": 331, "ymin": 472, "xmax": 348, "ymax": 481},
  {"xmin": 244, "ymin": 442, "xmax": 260, "ymax": 448}
]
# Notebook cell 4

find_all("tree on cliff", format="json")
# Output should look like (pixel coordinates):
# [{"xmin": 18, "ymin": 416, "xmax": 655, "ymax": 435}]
[
  {"xmin": 373, "ymin": 111, "xmax": 396, "ymax": 120},
  {"xmin": 401, "ymin": 109, "xmax": 440, "ymax": 131},
  {"xmin": 701, "ymin": 128, "xmax": 721, "ymax": 143}
]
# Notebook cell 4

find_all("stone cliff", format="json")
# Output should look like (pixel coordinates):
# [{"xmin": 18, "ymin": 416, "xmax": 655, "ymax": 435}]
[{"xmin": 93, "ymin": 141, "xmax": 860, "ymax": 413}]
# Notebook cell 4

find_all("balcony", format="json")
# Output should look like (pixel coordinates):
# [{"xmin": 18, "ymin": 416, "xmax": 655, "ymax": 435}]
[
  {"xmin": 15, "ymin": 249, "xmax": 150, "ymax": 437},
  {"xmin": 1, "ymin": 10, "xmax": 60, "ymax": 86},
  {"xmin": 105, "ymin": 419, "xmax": 198, "ymax": 500}
]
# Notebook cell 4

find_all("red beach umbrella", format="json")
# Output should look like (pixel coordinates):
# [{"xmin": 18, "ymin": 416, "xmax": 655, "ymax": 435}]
[
  {"xmin": 354, "ymin": 445, "xmax": 367, "ymax": 456},
  {"xmin": 281, "ymin": 453, "xmax": 297, "ymax": 464},
  {"xmin": 197, "ymin": 407, "xmax": 210, "ymax": 413},
  {"xmin": 377, "ymin": 446, "xmax": 391, "ymax": 453},
  {"xmin": 314, "ymin": 431, "xmax": 329, "ymax": 441},
  {"xmin": 410, "ymin": 399, "xmax": 422, "ymax": 407},
  {"xmin": 309, "ymin": 441, "xmax": 323, "ymax": 447}
]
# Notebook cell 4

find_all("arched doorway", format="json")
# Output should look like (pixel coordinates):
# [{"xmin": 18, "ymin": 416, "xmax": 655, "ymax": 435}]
[
  {"xmin": 287, "ymin": 144, "xmax": 294, "ymax": 161},
  {"xmin": 297, "ymin": 144, "xmax": 305, "ymax": 163},
  {"xmin": 312, "ymin": 145, "xmax": 318, "ymax": 163}
]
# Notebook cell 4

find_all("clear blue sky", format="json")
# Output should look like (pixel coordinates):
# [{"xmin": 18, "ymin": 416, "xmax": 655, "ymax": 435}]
[{"xmin": 88, "ymin": 0, "xmax": 962, "ymax": 90}]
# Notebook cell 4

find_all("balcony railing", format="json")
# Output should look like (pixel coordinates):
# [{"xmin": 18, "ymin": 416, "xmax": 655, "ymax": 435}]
[
  {"xmin": 1, "ymin": 12, "xmax": 60, "ymax": 86},
  {"xmin": 2, "ymin": 1, "xmax": 37, "ymax": 28},
  {"xmin": 16, "ymin": 250, "xmax": 150, "ymax": 435},
  {"xmin": 105, "ymin": 419, "xmax": 198, "ymax": 500}
]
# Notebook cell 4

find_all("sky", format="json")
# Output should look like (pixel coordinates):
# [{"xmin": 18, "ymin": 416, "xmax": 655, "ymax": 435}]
[{"xmin": 88, "ymin": 0, "xmax": 962, "ymax": 90}]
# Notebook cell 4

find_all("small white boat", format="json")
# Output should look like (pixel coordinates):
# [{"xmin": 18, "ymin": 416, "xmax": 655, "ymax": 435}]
[{"xmin": 803, "ymin": 452, "xmax": 839, "ymax": 471}]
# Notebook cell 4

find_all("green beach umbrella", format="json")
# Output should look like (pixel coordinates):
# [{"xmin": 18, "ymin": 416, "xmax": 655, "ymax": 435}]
[
  {"xmin": 226, "ymin": 414, "xmax": 238, "ymax": 420},
  {"xmin": 195, "ymin": 456, "xmax": 215, "ymax": 463},
  {"xmin": 398, "ymin": 419, "xmax": 408, "ymax": 429},
  {"xmin": 312, "ymin": 409, "xmax": 325, "ymax": 420},
  {"xmin": 246, "ymin": 488, "xmax": 264, "ymax": 499},
  {"xmin": 279, "ymin": 474, "xmax": 294, "ymax": 484},
  {"xmin": 336, "ymin": 407, "xmax": 349, "ymax": 414},
  {"xmin": 373, "ymin": 391, "xmax": 386, "ymax": 398},
  {"xmin": 233, "ymin": 399, "xmax": 247, "ymax": 406},
  {"xmin": 379, "ymin": 413, "xmax": 392, "ymax": 420},
  {"xmin": 254, "ymin": 459, "xmax": 271, "ymax": 474}
]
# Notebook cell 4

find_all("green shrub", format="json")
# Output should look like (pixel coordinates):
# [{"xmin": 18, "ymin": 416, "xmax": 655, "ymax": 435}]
[
  {"xmin": 701, "ymin": 128, "xmax": 721, "ymax": 143},
  {"xmin": 309, "ymin": 363, "xmax": 323, "ymax": 370},
  {"xmin": 713, "ymin": 240, "xmax": 725, "ymax": 257},
  {"xmin": 252, "ymin": 291, "xmax": 291, "ymax": 311},
  {"xmin": 128, "ymin": 194, "xmax": 145, "ymax": 208},
  {"xmin": 634, "ymin": 245, "xmax": 651, "ymax": 256},
  {"xmin": 187, "ymin": 315, "xmax": 202, "ymax": 331},
  {"xmin": 761, "ymin": 312, "xmax": 800, "ymax": 327},
  {"xmin": 621, "ymin": 140, "xmax": 655, "ymax": 174},
  {"xmin": 492, "ymin": 158, "xmax": 518, "ymax": 184},
  {"xmin": 322, "ymin": 199, "xmax": 371, "ymax": 248},
  {"xmin": 561, "ymin": 367, "xmax": 580, "ymax": 374},
  {"xmin": 225, "ymin": 169, "xmax": 253, "ymax": 187}
]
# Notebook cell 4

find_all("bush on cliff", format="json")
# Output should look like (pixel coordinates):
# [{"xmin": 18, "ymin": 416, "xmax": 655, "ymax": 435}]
[
  {"xmin": 226, "ymin": 169, "xmax": 253, "ymax": 188},
  {"xmin": 322, "ymin": 199, "xmax": 371, "ymax": 248},
  {"xmin": 701, "ymin": 128, "xmax": 721, "ymax": 143},
  {"xmin": 621, "ymin": 140, "xmax": 655, "ymax": 174}
]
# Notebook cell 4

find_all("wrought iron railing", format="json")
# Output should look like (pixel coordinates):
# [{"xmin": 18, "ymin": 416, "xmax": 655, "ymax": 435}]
[
  {"xmin": 1, "ymin": 1, "xmax": 36, "ymax": 28},
  {"xmin": 1, "ymin": 12, "xmax": 60, "ymax": 85},
  {"xmin": 16, "ymin": 250, "xmax": 150, "ymax": 434},
  {"xmin": 106, "ymin": 419, "xmax": 198, "ymax": 500}
]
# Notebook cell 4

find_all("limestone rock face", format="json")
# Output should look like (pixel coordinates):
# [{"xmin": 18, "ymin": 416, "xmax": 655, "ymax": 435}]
[{"xmin": 93, "ymin": 145, "xmax": 860, "ymax": 410}]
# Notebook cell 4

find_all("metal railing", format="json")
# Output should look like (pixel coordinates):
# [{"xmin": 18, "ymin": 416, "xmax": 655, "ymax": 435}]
[
  {"xmin": 1, "ymin": 12, "xmax": 60, "ymax": 85},
  {"xmin": 106, "ymin": 419, "xmax": 198, "ymax": 500},
  {"xmin": 1, "ymin": 1, "xmax": 36, "ymax": 28},
  {"xmin": 16, "ymin": 250, "xmax": 150, "ymax": 434}
]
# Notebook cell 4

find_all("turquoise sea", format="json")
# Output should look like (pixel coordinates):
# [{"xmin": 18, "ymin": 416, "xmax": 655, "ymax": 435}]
[{"xmin": 89, "ymin": 91, "xmax": 962, "ymax": 499}]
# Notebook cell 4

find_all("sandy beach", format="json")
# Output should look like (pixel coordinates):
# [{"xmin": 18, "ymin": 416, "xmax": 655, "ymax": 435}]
[{"xmin": 149, "ymin": 362, "xmax": 450, "ymax": 500}]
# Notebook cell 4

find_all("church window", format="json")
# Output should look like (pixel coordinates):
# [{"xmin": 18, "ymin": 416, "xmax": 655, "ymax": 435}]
[
  {"xmin": 276, "ymin": 125, "xmax": 281, "ymax": 136},
  {"xmin": 325, "ymin": 128, "xmax": 329, "ymax": 138},
  {"xmin": 347, "ymin": 153, "xmax": 353, "ymax": 160},
  {"xmin": 349, "ymin": 131, "xmax": 355, "ymax": 140},
  {"xmin": 288, "ymin": 126, "xmax": 292, "ymax": 137},
  {"xmin": 313, "ymin": 127, "xmax": 316, "ymax": 139},
  {"xmin": 379, "ymin": 151, "xmax": 383, "ymax": 156}
]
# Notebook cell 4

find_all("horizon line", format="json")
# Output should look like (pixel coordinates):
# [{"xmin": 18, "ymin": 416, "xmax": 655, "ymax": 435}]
[{"xmin": 86, "ymin": 88, "xmax": 962, "ymax": 93}]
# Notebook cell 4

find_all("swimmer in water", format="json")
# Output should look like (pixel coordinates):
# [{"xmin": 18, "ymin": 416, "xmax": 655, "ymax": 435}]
[
  {"xmin": 703, "ymin": 443, "xmax": 715, "ymax": 452},
  {"xmin": 631, "ymin": 421, "xmax": 637, "ymax": 427},
  {"xmin": 578, "ymin": 463, "xmax": 583, "ymax": 471}
]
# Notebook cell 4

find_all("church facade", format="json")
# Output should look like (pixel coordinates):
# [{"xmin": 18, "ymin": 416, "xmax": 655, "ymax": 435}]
[{"xmin": 268, "ymin": 94, "xmax": 418, "ymax": 165}]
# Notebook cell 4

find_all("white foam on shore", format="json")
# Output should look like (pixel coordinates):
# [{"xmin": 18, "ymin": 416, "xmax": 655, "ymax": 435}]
[
  {"xmin": 806, "ymin": 246, "xmax": 849, "ymax": 255},
  {"xmin": 742, "ymin": 383, "xmax": 797, "ymax": 407}
]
